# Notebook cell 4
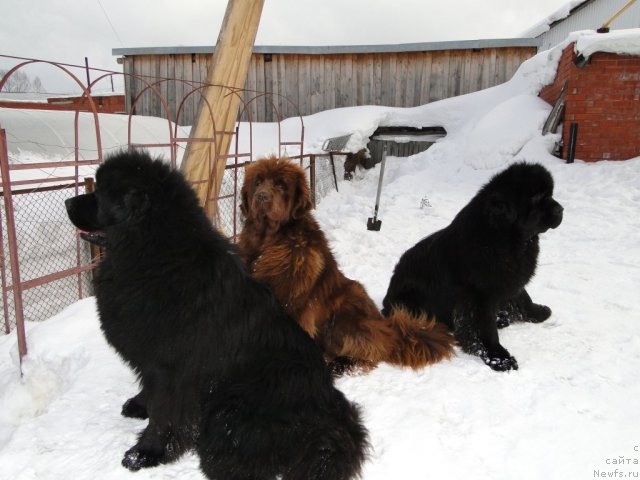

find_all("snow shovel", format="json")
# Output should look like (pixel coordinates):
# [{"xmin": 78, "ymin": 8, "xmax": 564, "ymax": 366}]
[{"xmin": 367, "ymin": 145, "xmax": 387, "ymax": 231}]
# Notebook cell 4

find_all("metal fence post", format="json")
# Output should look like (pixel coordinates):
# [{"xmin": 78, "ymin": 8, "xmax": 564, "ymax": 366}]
[{"xmin": 0, "ymin": 127, "xmax": 28, "ymax": 367}]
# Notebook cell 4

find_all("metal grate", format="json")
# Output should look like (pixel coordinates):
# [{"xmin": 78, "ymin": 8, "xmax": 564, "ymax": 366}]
[{"xmin": 322, "ymin": 134, "xmax": 351, "ymax": 153}]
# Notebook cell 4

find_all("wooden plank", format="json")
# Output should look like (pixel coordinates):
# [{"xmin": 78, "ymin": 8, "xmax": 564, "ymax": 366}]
[
  {"xmin": 169, "ymin": 55, "xmax": 179, "ymax": 121},
  {"xmin": 495, "ymin": 48, "xmax": 507, "ymax": 84},
  {"xmin": 419, "ymin": 52, "xmax": 432, "ymax": 105},
  {"xmin": 184, "ymin": 54, "xmax": 198, "ymax": 126},
  {"xmin": 323, "ymin": 56, "xmax": 335, "ymax": 111},
  {"xmin": 469, "ymin": 50, "xmax": 483, "ymax": 94},
  {"xmin": 170, "ymin": 56, "xmax": 181, "ymax": 123},
  {"xmin": 174, "ymin": 55, "xmax": 184, "ymax": 122},
  {"xmin": 428, "ymin": 51, "xmax": 444, "ymax": 102},
  {"xmin": 165, "ymin": 54, "xmax": 176, "ymax": 124},
  {"xmin": 276, "ymin": 53, "xmax": 286, "ymax": 118},
  {"xmin": 246, "ymin": 54, "xmax": 257, "ymax": 93},
  {"xmin": 349, "ymin": 54, "xmax": 357, "ymax": 107},
  {"xmin": 268, "ymin": 53, "xmax": 280, "ymax": 121},
  {"xmin": 460, "ymin": 50, "xmax": 470, "ymax": 94},
  {"xmin": 242, "ymin": 54, "xmax": 257, "ymax": 122},
  {"xmin": 480, "ymin": 48, "xmax": 493, "ymax": 90},
  {"xmin": 181, "ymin": 0, "xmax": 266, "ymax": 219},
  {"xmin": 132, "ymin": 56, "xmax": 144, "ymax": 116},
  {"xmin": 285, "ymin": 54, "xmax": 298, "ymax": 118},
  {"xmin": 405, "ymin": 53, "xmax": 416, "ymax": 107},
  {"xmin": 339, "ymin": 54, "xmax": 354, "ymax": 107},
  {"xmin": 298, "ymin": 55, "xmax": 311, "ymax": 116},
  {"xmin": 448, "ymin": 50, "xmax": 463, "ymax": 97},
  {"xmin": 123, "ymin": 57, "xmax": 133, "ymax": 113},
  {"xmin": 355, "ymin": 54, "xmax": 363, "ymax": 105},
  {"xmin": 150, "ymin": 56, "xmax": 161, "ymax": 119},
  {"xmin": 157, "ymin": 54, "xmax": 168, "ymax": 120},
  {"xmin": 310, "ymin": 56, "xmax": 323, "ymax": 114},
  {"xmin": 443, "ymin": 51, "xmax": 456, "ymax": 98},
  {"xmin": 442, "ymin": 51, "xmax": 451, "ymax": 100},
  {"xmin": 182, "ymin": 54, "xmax": 195, "ymax": 126},
  {"xmin": 505, "ymin": 48, "xmax": 517, "ymax": 81},
  {"xmin": 336, "ymin": 55, "xmax": 344, "ymax": 108},
  {"xmin": 394, "ymin": 53, "xmax": 406, "ymax": 107},
  {"xmin": 263, "ymin": 54, "xmax": 273, "ymax": 122},
  {"xmin": 353, "ymin": 54, "xmax": 360, "ymax": 106},
  {"xmin": 141, "ymin": 56, "xmax": 152, "ymax": 118},
  {"xmin": 200, "ymin": 53, "xmax": 209, "ymax": 83},
  {"xmin": 462, "ymin": 50, "xmax": 473, "ymax": 94},
  {"xmin": 253, "ymin": 54, "xmax": 266, "ymax": 122},
  {"xmin": 196, "ymin": 53, "xmax": 210, "ymax": 125},
  {"xmin": 381, "ymin": 54, "xmax": 392, "ymax": 106},
  {"xmin": 373, "ymin": 53, "xmax": 383, "ymax": 105},
  {"xmin": 412, "ymin": 53, "xmax": 423, "ymax": 106},
  {"xmin": 363, "ymin": 53, "xmax": 374, "ymax": 106}
]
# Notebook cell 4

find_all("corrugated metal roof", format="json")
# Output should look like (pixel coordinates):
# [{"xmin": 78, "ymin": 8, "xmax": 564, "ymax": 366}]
[{"xmin": 112, "ymin": 38, "xmax": 540, "ymax": 57}]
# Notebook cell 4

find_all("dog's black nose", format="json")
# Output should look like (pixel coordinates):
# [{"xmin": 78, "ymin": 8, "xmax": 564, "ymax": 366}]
[
  {"xmin": 64, "ymin": 197, "xmax": 73, "ymax": 212},
  {"xmin": 255, "ymin": 191, "xmax": 271, "ymax": 203},
  {"xmin": 553, "ymin": 203, "xmax": 564, "ymax": 216}
]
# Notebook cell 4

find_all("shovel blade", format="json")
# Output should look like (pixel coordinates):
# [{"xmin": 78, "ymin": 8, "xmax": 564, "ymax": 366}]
[{"xmin": 367, "ymin": 217, "xmax": 382, "ymax": 231}]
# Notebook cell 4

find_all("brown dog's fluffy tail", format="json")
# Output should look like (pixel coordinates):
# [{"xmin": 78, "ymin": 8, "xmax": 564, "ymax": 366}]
[{"xmin": 385, "ymin": 306, "xmax": 455, "ymax": 368}]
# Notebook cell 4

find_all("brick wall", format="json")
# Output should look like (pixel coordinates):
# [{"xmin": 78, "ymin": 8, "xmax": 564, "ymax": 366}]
[
  {"xmin": 539, "ymin": 44, "xmax": 640, "ymax": 162},
  {"xmin": 0, "ymin": 94, "xmax": 125, "ymax": 114}
]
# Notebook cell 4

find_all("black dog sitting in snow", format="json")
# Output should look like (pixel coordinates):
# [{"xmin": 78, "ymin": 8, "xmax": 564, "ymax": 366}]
[
  {"xmin": 382, "ymin": 162, "xmax": 563, "ymax": 372},
  {"xmin": 65, "ymin": 150, "xmax": 368, "ymax": 479}
]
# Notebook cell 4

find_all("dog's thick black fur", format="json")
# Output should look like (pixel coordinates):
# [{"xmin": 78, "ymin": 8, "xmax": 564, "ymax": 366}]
[
  {"xmin": 382, "ymin": 162, "xmax": 563, "ymax": 372},
  {"xmin": 65, "ymin": 150, "xmax": 367, "ymax": 479}
]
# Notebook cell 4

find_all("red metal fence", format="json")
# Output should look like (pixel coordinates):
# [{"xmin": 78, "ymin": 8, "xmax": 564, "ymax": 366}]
[{"xmin": 0, "ymin": 56, "xmax": 324, "ymax": 369}]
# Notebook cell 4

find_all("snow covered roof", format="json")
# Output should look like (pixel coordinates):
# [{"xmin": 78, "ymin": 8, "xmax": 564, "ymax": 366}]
[
  {"xmin": 0, "ymin": 92, "xmax": 51, "ymax": 103},
  {"xmin": 0, "ymin": 108, "xmax": 186, "ymax": 159},
  {"xmin": 113, "ymin": 38, "xmax": 541, "ymax": 57},
  {"xmin": 522, "ymin": 0, "xmax": 592, "ymax": 38},
  {"xmin": 574, "ymin": 28, "xmax": 640, "ymax": 56}
]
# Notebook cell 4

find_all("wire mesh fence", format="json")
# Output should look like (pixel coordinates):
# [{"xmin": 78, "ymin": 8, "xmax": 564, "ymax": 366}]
[{"xmin": 1, "ymin": 186, "xmax": 94, "ymax": 330}]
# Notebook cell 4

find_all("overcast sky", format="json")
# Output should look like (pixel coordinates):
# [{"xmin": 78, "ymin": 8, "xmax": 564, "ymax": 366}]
[{"xmin": 0, "ymin": 0, "xmax": 574, "ymax": 93}]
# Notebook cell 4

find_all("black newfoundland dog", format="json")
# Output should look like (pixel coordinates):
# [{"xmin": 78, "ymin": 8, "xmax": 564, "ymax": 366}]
[
  {"xmin": 382, "ymin": 162, "xmax": 563, "ymax": 372},
  {"xmin": 65, "ymin": 151, "xmax": 367, "ymax": 479}
]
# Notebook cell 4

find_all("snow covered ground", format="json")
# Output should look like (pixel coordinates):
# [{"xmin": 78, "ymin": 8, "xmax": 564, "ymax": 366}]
[{"xmin": 0, "ymin": 30, "xmax": 639, "ymax": 479}]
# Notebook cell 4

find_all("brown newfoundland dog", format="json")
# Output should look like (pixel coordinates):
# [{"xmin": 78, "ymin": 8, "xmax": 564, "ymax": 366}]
[{"xmin": 239, "ymin": 156, "xmax": 454, "ymax": 374}]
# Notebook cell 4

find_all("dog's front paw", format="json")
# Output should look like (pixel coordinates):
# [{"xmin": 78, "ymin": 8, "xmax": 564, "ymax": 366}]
[
  {"xmin": 484, "ymin": 354, "xmax": 518, "ymax": 371},
  {"xmin": 526, "ymin": 304, "xmax": 551, "ymax": 323},
  {"xmin": 482, "ymin": 344, "xmax": 518, "ymax": 371},
  {"xmin": 122, "ymin": 447, "xmax": 161, "ymax": 471},
  {"xmin": 496, "ymin": 311, "xmax": 511, "ymax": 329}
]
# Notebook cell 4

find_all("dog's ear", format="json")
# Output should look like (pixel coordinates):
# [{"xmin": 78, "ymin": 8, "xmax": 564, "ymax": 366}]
[
  {"xmin": 240, "ymin": 185, "xmax": 249, "ymax": 218},
  {"xmin": 485, "ymin": 191, "xmax": 516, "ymax": 226},
  {"xmin": 292, "ymin": 177, "xmax": 312, "ymax": 219}
]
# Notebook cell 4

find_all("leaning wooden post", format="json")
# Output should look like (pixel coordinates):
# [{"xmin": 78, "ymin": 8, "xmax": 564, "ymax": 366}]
[{"xmin": 181, "ymin": 0, "xmax": 265, "ymax": 220}]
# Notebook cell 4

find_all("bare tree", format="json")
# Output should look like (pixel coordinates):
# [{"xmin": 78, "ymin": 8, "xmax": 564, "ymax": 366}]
[
  {"xmin": 32, "ymin": 76, "xmax": 45, "ymax": 93},
  {"xmin": 0, "ymin": 69, "xmax": 46, "ymax": 93}
]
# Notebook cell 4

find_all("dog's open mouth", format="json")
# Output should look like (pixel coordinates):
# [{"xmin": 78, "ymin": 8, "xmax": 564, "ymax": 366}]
[{"xmin": 79, "ymin": 231, "xmax": 107, "ymax": 247}]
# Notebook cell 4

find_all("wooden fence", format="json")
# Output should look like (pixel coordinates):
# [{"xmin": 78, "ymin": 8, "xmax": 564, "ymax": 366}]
[{"xmin": 114, "ymin": 39, "xmax": 539, "ymax": 125}]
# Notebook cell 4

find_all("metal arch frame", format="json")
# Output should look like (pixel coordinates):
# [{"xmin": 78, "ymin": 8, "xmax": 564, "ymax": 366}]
[
  {"xmin": 0, "ymin": 59, "xmax": 105, "ymax": 368},
  {"xmin": 243, "ymin": 91, "xmax": 306, "ymax": 162}
]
